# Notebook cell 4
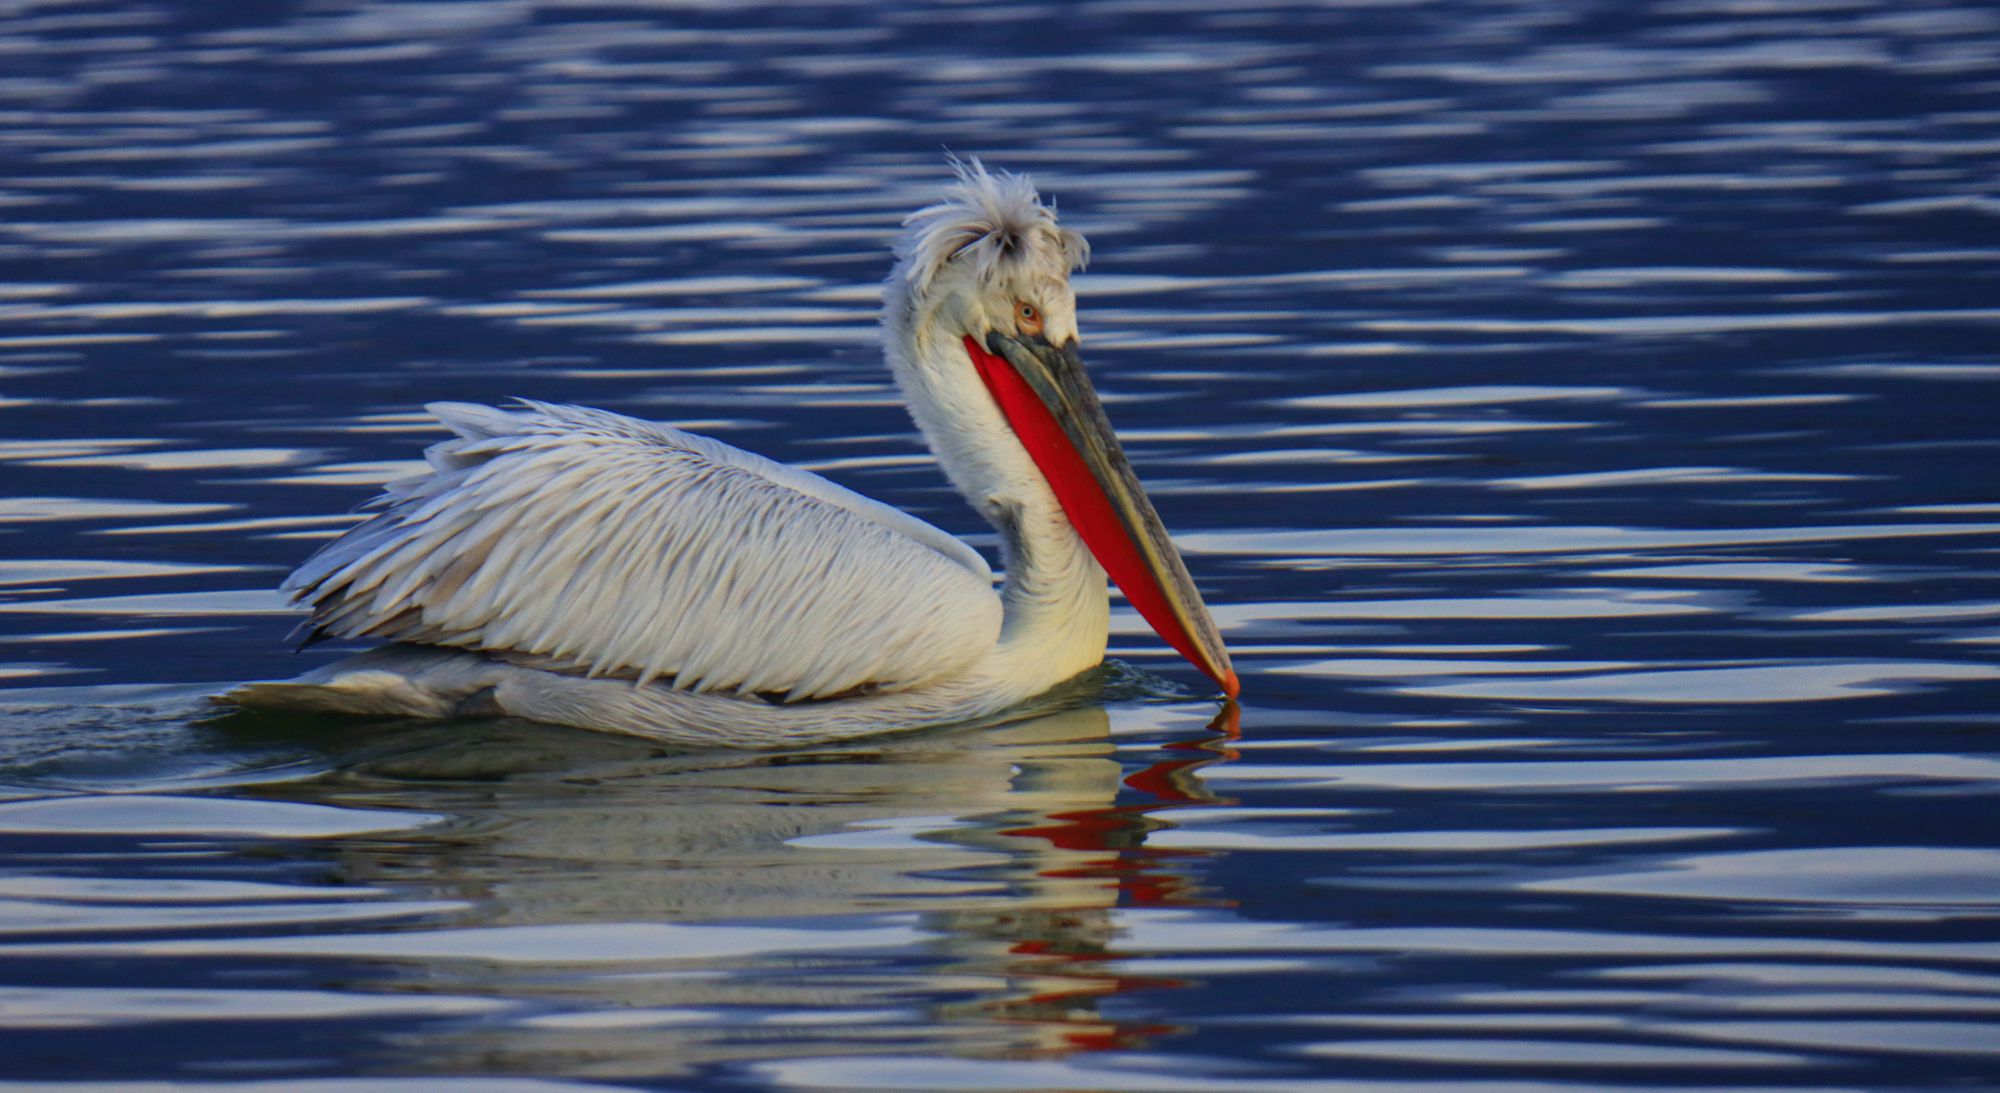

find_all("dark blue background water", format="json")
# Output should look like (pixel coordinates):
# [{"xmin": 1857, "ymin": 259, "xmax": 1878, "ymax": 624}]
[{"xmin": 2, "ymin": 1, "xmax": 1999, "ymax": 1088}]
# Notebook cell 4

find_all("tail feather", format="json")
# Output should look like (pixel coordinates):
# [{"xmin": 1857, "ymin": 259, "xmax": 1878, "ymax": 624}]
[
  {"xmin": 221, "ymin": 646, "xmax": 501, "ymax": 719},
  {"xmin": 427, "ymin": 401, "xmax": 529, "ymax": 442}
]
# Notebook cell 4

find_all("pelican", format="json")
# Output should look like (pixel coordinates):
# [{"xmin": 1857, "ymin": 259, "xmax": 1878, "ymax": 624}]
[{"xmin": 227, "ymin": 160, "xmax": 1236, "ymax": 746}]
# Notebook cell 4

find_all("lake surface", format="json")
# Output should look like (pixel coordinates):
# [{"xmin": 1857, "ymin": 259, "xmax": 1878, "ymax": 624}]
[{"xmin": 3, "ymin": 0, "xmax": 2000, "ymax": 1088}]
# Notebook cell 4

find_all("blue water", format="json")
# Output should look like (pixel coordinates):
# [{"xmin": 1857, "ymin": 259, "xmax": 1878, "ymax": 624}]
[{"xmin": 3, "ymin": 1, "xmax": 2000, "ymax": 1088}]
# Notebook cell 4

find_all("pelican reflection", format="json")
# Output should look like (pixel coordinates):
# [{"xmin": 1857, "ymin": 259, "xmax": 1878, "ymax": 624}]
[{"xmin": 229, "ymin": 701, "xmax": 1239, "ymax": 1074}]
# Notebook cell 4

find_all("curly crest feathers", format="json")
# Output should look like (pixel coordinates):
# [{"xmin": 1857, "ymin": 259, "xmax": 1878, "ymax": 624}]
[{"xmin": 893, "ymin": 157, "xmax": 1088, "ymax": 297}]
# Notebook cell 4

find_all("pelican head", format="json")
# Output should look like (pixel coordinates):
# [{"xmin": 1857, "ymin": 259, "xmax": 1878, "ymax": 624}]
[
  {"xmin": 883, "ymin": 159, "xmax": 1237, "ymax": 697},
  {"xmin": 893, "ymin": 160, "xmax": 1090, "ymax": 350}
]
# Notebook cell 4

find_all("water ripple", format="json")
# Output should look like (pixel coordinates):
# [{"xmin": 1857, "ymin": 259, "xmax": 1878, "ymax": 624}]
[{"xmin": 2, "ymin": 0, "xmax": 1998, "ymax": 1088}]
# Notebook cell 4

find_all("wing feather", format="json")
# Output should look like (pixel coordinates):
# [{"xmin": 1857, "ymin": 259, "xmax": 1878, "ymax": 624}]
[{"xmin": 284, "ymin": 401, "xmax": 1001, "ymax": 700}]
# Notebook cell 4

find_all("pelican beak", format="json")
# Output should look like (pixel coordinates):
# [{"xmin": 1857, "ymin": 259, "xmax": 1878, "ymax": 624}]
[{"xmin": 966, "ymin": 331, "xmax": 1239, "ymax": 698}]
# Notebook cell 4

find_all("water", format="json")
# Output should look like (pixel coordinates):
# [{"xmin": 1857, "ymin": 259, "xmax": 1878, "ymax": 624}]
[{"xmin": 3, "ymin": 0, "xmax": 1999, "ymax": 1087}]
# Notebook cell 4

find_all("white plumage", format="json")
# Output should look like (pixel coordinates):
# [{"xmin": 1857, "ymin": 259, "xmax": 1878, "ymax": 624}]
[
  {"xmin": 229, "ymin": 159, "xmax": 1233, "ymax": 746},
  {"xmin": 283, "ymin": 400, "xmax": 1000, "ymax": 702}
]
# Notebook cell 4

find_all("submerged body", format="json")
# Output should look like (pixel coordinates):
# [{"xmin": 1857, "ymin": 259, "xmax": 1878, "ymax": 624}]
[{"xmin": 228, "ymin": 162, "xmax": 1234, "ymax": 746}]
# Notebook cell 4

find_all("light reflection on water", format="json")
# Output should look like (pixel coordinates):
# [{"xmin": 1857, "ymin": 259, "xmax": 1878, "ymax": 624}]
[{"xmin": 2, "ymin": 0, "xmax": 1999, "ymax": 1088}]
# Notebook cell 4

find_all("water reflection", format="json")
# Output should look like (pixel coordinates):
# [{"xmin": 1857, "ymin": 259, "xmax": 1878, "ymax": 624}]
[{"xmin": 1, "ymin": 701, "xmax": 1239, "ymax": 1075}]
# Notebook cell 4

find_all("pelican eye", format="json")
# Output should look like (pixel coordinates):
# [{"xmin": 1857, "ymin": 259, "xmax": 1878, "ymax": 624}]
[{"xmin": 1015, "ymin": 301, "xmax": 1044, "ymax": 337}]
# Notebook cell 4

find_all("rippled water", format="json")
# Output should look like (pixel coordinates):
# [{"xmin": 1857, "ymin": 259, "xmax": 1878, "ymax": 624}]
[{"xmin": 3, "ymin": 1, "xmax": 1999, "ymax": 1088}]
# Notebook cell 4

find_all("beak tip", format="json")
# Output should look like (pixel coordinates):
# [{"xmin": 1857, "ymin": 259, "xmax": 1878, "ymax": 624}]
[{"xmin": 1219, "ymin": 669, "xmax": 1241, "ymax": 699}]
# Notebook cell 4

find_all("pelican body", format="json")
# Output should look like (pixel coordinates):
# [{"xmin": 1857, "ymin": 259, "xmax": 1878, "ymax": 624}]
[{"xmin": 229, "ymin": 162, "xmax": 1235, "ymax": 746}]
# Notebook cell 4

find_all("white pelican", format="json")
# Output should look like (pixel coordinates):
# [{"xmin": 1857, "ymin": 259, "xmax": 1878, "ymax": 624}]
[{"xmin": 228, "ymin": 160, "xmax": 1236, "ymax": 746}]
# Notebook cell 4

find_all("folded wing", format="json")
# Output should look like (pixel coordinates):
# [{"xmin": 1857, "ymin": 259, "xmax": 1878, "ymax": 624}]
[{"xmin": 284, "ymin": 401, "xmax": 1001, "ymax": 701}]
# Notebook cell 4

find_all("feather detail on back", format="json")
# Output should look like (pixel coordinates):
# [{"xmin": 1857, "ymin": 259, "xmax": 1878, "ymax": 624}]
[{"xmin": 283, "ymin": 401, "xmax": 1002, "ymax": 702}]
